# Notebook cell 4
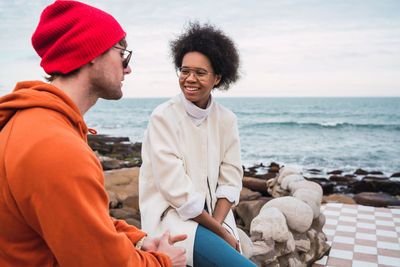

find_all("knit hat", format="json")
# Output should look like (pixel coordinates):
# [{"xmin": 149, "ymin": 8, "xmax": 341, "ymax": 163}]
[{"xmin": 32, "ymin": 0, "xmax": 126, "ymax": 74}]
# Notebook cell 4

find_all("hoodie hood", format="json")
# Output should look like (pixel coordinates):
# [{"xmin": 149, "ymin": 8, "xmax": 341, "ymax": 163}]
[{"xmin": 0, "ymin": 81, "xmax": 88, "ymax": 138}]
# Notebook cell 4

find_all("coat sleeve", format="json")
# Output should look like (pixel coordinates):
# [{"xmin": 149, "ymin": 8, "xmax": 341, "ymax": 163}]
[
  {"xmin": 9, "ymin": 135, "xmax": 172, "ymax": 267},
  {"xmin": 144, "ymin": 113, "xmax": 204, "ymax": 220},
  {"xmin": 216, "ymin": 117, "xmax": 243, "ymax": 206}
]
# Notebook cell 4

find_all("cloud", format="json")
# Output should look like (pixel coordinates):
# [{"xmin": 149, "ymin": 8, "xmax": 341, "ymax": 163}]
[{"xmin": 1, "ymin": 0, "xmax": 399, "ymax": 97}]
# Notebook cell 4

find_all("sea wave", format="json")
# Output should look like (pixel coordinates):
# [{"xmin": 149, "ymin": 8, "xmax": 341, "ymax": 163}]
[{"xmin": 241, "ymin": 121, "xmax": 400, "ymax": 130}]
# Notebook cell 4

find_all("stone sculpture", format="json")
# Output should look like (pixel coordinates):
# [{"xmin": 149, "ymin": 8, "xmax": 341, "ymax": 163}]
[{"xmin": 241, "ymin": 166, "xmax": 330, "ymax": 267}]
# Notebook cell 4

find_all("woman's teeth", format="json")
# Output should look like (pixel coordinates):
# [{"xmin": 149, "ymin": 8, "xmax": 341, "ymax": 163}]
[{"xmin": 185, "ymin": 86, "xmax": 199, "ymax": 91}]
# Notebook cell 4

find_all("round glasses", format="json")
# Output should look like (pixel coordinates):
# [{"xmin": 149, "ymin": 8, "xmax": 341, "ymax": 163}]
[
  {"xmin": 113, "ymin": 46, "xmax": 132, "ymax": 69},
  {"xmin": 176, "ymin": 67, "xmax": 213, "ymax": 82}
]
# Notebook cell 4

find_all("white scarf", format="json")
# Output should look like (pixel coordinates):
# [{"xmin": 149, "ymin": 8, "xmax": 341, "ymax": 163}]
[{"xmin": 180, "ymin": 93, "xmax": 213, "ymax": 127}]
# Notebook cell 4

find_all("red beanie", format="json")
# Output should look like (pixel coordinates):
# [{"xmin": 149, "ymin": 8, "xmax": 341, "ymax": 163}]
[{"xmin": 32, "ymin": 0, "xmax": 126, "ymax": 74}]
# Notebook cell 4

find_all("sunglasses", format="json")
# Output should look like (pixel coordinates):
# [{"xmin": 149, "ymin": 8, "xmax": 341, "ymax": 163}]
[{"xmin": 113, "ymin": 46, "xmax": 132, "ymax": 68}]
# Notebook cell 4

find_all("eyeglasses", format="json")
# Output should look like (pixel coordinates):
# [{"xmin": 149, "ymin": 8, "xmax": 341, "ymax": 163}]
[
  {"xmin": 176, "ymin": 67, "xmax": 213, "ymax": 82},
  {"xmin": 113, "ymin": 46, "xmax": 132, "ymax": 69}
]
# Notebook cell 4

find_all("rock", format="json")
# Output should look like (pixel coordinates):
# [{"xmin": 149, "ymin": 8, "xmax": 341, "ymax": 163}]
[
  {"xmin": 278, "ymin": 253, "xmax": 303, "ymax": 267},
  {"xmin": 293, "ymin": 235, "xmax": 311, "ymax": 253},
  {"xmin": 88, "ymin": 134, "xmax": 142, "ymax": 164},
  {"xmin": 250, "ymin": 240, "xmax": 276, "ymax": 266},
  {"xmin": 259, "ymin": 172, "xmax": 278, "ymax": 180},
  {"xmin": 293, "ymin": 189, "xmax": 322, "ymax": 219},
  {"xmin": 250, "ymin": 207, "xmax": 290, "ymax": 242},
  {"xmin": 277, "ymin": 167, "xmax": 301, "ymax": 184},
  {"xmin": 269, "ymin": 162, "xmax": 281, "ymax": 173},
  {"xmin": 240, "ymin": 187, "xmax": 262, "ymax": 201},
  {"xmin": 235, "ymin": 199, "xmax": 269, "ymax": 232},
  {"xmin": 262, "ymin": 197, "xmax": 314, "ymax": 233},
  {"xmin": 311, "ymin": 213, "xmax": 326, "ymax": 232},
  {"xmin": 102, "ymin": 157, "xmax": 123, "ymax": 170},
  {"xmin": 391, "ymin": 172, "xmax": 400, "ymax": 177},
  {"xmin": 280, "ymin": 174, "xmax": 304, "ymax": 191},
  {"xmin": 363, "ymin": 176, "xmax": 389, "ymax": 181},
  {"xmin": 247, "ymin": 166, "xmax": 330, "ymax": 267},
  {"xmin": 352, "ymin": 179, "xmax": 400, "ymax": 195},
  {"xmin": 238, "ymin": 228, "xmax": 253, "ymax": 259},
  {"xmin": 307, "ymin": 169, "xmax": 321, "ymax": 174},
  {"xmin": 329, "ymin": 175, "xmax": 355, "ymax": 182},
  {"xmin": 274, "ymin": 231, "xmax": 295, "ymax": 257},
  {"xmin": 122, "ymin": 195, "xmax": 139, "ymax": 210},
  {"xmin": 354, "ymin": 168, "xmax": 369, "ymax": 175},
  {"xmin": 107, "ymin": 190, "xmax": 122, "ymax": 209},
  {"xmin": 288, "ymin": 180, "xmax": 323, "ymax": 196},
  {"xmin": 242, "ymin": 176, "xmax": 268, "ymax": 193},
  {"xmin": 327, "ymin": 170, "xmax": 343, "ymax": 175},
  {"xmin": 104, "ymin": 167, "xmax": 139, "ymax": 202},
  {"xmin": 267, "ymin": 178, "xmax": 288, "ymax": 198},
  {"xmin": 110, "ymin": 207, "xmax": 140, "ymax": 221},
  {"xmin": 369, "ymin": 171, "xmax": 384, "ymax": 175},
  {"xmin": 320, "ymin": 183, "xmax": 334, "ymax": 195},
  {"xmin": 322, "ymin": 194, "xmax": 356, "ymax": 204},
  {"xmin": 353, "ymin": 192, "xmax": 400, "ymax": 207}
]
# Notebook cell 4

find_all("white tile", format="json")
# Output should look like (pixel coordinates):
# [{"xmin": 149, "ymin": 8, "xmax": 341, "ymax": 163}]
[
  {"xmin": 391, "ymin": 209, "xmax": 400, "ymax": 214},
  {"xmin": 327, "ymin": 240, "xmax": 332, "ymax": 247},
  {"xmin": 357, "ymin": 214, "xmax": 375, "ymax": 220},
  {"xmin": 329, "ymin": 248, "xmax": 353, "ymax": 260},
  {"xmin": 375, "ymin": 211, "xmax": 392, "ymax": 217},
  {"xmin": 377, "ymin": 241, "xmax": 400, "ymax": 250},
  {"xmin": 376, "ymin": 229, "xmax": 398, "ymax": 237},
  {"xmin": 326, "ymin": 219, "xmax": 339, "ymax": 225},
  {"xmin": 352, "ymin": 261, "xmax": 378, "ymax": 267},
  {"xmin": 396, "ymin": 226, "xmax": 400, "ymax": 233},
  {"xmin": 324, "ymin": 210, "xmax": 341, "ymax": 216},
  {"xmin": 323, "ymin": 229, "xmax": 335, "ymax": 236},
  {"xmin": 358, "ymin": 205, "xmax": 375, "ymax": 211},
  {"xmin": 337, "ymin": 225, "xmax": 357, "ymax": 232},
  {"xmin": 339, "ymin": 216, "xmax": 357, "ymax": 222},
  {"xmin": 376, "ymin": 220, "xmax": 395, "ymax": 226},
  {"xmin": 314, "ymin": 255, "xmax": 328, "ymax": 265},
  {"xmin": 328, "ymin": 203, "xmax": 343, "ymax": 208},
  {"xmin": 354, "ymin": 245, "xmax": 377, "ymax": 254},
  {"xmin": 356, "ymin": 232, "xmax": 376, "ymax": 241},
  {"xmin": 357, "ymin": 222, "xmax": 376, "ymax": 230},
  {"xmin": 342, "ymin": 208, "xmax": 358, "ymax": 214},
  {"xmin": 393, "ymin": 217, "xmax": 400, "ymax": 223},
  {"xmin": 333, "ymin": 236, "xmax": 355, "ymax": 244},
  {"xmin": 378, "ymin": 255, "xmax": 400, "ymax": 266}
]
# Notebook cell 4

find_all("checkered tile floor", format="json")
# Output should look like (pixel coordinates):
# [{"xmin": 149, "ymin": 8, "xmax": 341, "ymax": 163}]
[{"xmin": 312, "ymin": 203, "xmax": 400, "ymax": 267}]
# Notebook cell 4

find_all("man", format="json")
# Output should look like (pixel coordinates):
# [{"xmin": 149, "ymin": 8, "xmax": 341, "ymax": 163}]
[{"xmin": 0, "ymin": 1, "xmax": 186, "ymax": 266}]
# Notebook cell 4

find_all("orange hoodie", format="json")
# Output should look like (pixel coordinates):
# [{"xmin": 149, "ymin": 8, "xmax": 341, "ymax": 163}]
[{"xmin": 0, "ymin": 81, "xmax": 172, "ymax": 267}]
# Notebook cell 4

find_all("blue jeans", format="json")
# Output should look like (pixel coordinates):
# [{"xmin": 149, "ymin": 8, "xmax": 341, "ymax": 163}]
[{"xmin": 193, "ymin": 224, "xmax": 256, "ymax": 267}]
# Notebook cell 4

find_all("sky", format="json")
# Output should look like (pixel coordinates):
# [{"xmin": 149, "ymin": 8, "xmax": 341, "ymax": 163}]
[{"xmin": 0, "ymin": 0, "xmax": 399, "ymax": 97}]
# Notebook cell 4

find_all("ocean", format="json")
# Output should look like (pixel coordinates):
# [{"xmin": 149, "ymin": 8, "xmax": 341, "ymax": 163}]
[{"xmin": 84, "ymin": 97, "xmax": 400, "ymax": 176}]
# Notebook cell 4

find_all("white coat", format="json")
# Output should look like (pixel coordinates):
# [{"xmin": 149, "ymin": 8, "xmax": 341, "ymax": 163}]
[{"xmin": 139, "ymin": 95, "xmax": 243, "ymax": 266}]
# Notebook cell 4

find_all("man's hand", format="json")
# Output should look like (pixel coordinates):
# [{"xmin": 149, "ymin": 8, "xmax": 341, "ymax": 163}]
[
  {"xmin": 142, "ymin": 231, "xmax": 187, "ymax": 251},
  {"xmin": 156, "ymin": 230, "xmax": 187, "ymax": 267}
]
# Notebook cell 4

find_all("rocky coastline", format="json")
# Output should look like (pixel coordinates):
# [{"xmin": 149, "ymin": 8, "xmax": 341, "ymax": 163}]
[{"xmin": 88, "ymin": 134, "xmax": 400, "ymax": 209}]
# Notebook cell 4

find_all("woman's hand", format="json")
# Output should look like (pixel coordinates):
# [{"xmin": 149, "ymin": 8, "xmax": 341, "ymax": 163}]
[{"xmin": 222, "ymin": 230, "xmax": 240, "ymax": 252}]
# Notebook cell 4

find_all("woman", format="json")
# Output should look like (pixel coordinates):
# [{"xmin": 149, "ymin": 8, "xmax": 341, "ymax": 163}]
[{"xmin": 139, "ymin": 22, "xmax": 255, "ymax": 267}]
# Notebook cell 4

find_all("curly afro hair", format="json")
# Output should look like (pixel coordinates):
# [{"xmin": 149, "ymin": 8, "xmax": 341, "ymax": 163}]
[{"xmin": 170, "ymin": 21, "xmax": 240, "ymax": 90}]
